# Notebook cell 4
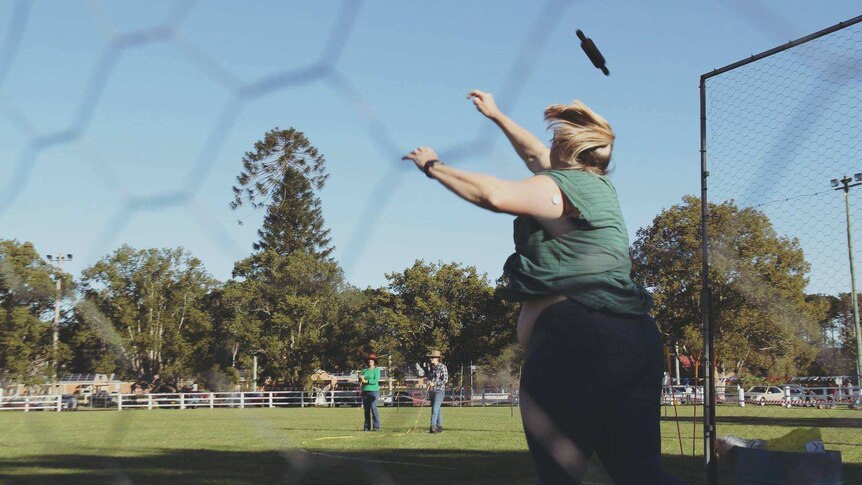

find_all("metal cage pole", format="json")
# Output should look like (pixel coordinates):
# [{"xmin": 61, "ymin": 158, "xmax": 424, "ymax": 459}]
[
  {"xmin": 697, "ymin": 17, "xmax": 862, "ymax": 485},
  {"xmin": 699, "ymin": 76, "xmax": 717, "ymax": 485}
]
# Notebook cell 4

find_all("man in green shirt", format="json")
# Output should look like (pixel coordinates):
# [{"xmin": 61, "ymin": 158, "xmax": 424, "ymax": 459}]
[{"xmin": 359, "ymin": 353, "xmax": 381, "ymax": 431}]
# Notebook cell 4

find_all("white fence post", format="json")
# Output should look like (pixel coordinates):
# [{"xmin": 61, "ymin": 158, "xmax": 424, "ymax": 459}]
[
  {"xmin": 118, "ymin": 393, "xmax": 123, "ymax": 411},
  {"xmin": 269, "ymin": 392, "xmax": 273, "ymax": 408},
  {"xmin": 24, "ymin": 396, "xmax": 29, "ymax": 412},
  {"xmin": 209, "ymin": 393, "xmax": 214, "ymax": 409},
  {"xmin": 301, "ymin": 391, "xmax": 305, "ymax": 407},
  {"xmin": 148, "ymin": 394, "xmax": 153, "ymax": 410},
  {"xmin": 738, "ymin": 386, "xmax": 745, "ymax": 407},
  {"xmin": 330, "ymin": 390, "xmax": 334, "ymax": 407},
  {"xmin": 180, "ymin": 393, "xmax": 185, "ymax": 410},
  {"xmin": 57, "ymin": 394, "xmax": 62, "ymax": 412},
  {"xmin": 240, "ymin": 392, "xmax": 245, "ymax": 409}
]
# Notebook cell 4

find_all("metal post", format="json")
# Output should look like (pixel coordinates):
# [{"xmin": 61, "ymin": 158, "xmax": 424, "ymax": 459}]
[
  {"xmin": 388, "ymin": 354, "xmax": 393, "ymax": 399},
  {"xmin": 674, "ymin": 342, "xmax": 682, "ymax": 385},
  {"xmin": 700, "ymin": 75, "xmax": 717, "ymax": 485},
  {"xmin": 52, "ymin": 272, "xmax": 61, "ymax": 384},
  {"xmin": 460, "ymin": 364, "xmax": 464, "ymax": 406},
  {"xmin": 470, "ymin": 361, "xmax": 474, "ymax": 407},
  {"xmin": 841, "ymin": 178, "xmax": 862, "ymax": 378},
  {"xmin": 252, "ymin": 355, "xmax": 258, "ymax": 390}
]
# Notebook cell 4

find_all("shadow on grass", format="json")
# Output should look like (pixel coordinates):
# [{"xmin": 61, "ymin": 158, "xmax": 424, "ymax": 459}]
[
  {"xmin": 1, "ymin": 448, "xmax": 532, "ymax": 485},
  {"xmin": 0, "ymin": 448, "xmax": 706, "ymax": 485},
  {"xmin": 3, "ymin": 447, "xmax": 855, "ymax": 484}
]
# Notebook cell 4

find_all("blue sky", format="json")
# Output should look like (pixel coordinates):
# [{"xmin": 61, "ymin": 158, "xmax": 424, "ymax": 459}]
[{"xmin": 1, "ymin": 1, "xmax": 860, "ymax": 290}]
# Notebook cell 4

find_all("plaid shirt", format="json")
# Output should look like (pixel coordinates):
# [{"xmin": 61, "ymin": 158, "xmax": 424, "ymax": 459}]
[{"xmin": 428, "ymin": 363, "xmax": 449, "ymax": 391}]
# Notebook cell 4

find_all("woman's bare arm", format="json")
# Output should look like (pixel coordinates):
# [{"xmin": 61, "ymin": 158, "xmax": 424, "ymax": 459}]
[
  {"xmin": 402, "ymin": 147, "xmax": 564, "ymax": 219},
  {"xmin": 468, "ymin": 90, "xmax": 551, "ymax": 174}
]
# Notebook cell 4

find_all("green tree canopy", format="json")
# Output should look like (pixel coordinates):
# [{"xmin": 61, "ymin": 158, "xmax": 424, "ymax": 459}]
[
  {"xmin": 381, "ymin": 260, "xmax": 517, "ymax": 374},
  {"xmin": 0, "ymin": 240, "xmax": 73, "ymax": 385},
  {"xmin": 78, "ymin": 245, "xmax": 218, "ymax": 389},
  {"xmin": 226, "ymin": 127, "xmax": 343, "ymax": 387},
  {"xmin": 631, "ymin": 195, "xmax": 825, "ymax": 378},
  {"xmin": 231, "ymin": 127, "xmax": 332, "ymax": 260}
]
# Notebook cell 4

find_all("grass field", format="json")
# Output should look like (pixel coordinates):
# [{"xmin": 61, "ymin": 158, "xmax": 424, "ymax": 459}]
[{"xmin": 0, "ymin": 405, "xmax": 859, "ymax": 484}]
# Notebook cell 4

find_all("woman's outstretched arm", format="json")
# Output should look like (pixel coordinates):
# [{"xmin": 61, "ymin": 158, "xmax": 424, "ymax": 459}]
[
  {"xmin": 402, "ymin": 147, "xmax": 565, "ymax": 219},
  {"xmin": 468, "ymin": 90, "xmax": 551, "ymax": 174}
]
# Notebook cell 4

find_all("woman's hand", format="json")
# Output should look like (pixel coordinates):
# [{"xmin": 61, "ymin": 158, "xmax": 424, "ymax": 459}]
[
  {"xmin": 402, "ymin": 146, "xmax": 439, "ymax": 172},
  {"xmin": 467, "ymin": 90, "xmax": 502, "ymax": 120}
]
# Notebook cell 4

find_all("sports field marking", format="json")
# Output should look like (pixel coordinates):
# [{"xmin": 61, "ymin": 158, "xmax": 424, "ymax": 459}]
[{"xmin": 313, "ymin": 435, "xmax": 356, "ymax": 441}]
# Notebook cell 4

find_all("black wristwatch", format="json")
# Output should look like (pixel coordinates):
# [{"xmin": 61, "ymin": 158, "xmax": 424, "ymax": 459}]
[{"xmin": 423, "ymin": 159, "xmax": 442, "ymax": 178}]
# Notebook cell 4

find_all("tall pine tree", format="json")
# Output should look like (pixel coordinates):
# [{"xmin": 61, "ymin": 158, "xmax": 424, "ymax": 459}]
[
  {"xmin": 231, "ymin": 127, "xmax": 332, "ymax": 260},
  {"xmin": 226, "ymin": 127, "xmax": 344, "ymax": 387}
]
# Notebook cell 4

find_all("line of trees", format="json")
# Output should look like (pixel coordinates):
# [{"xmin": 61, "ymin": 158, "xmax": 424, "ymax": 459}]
[{"xmin": 1, "ymin": 129, "xmax": 857, "ymax": 391}]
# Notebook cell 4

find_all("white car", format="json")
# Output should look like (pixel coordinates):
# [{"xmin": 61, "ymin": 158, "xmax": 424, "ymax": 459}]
[{"xmin": 744, "ymin": 386, "xmax": 786, "ymax": 405}]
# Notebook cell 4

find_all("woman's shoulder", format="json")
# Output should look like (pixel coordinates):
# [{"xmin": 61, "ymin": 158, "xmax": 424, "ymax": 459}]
[{"xmin": 543, "ymin": 168, "xmax": 608, "ymax": 183}]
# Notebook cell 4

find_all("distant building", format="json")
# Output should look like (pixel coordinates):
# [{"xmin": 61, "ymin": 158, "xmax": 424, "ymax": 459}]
[{"xmin": 54, "ymin": 373, "xmax": 132, "ymax": 396}]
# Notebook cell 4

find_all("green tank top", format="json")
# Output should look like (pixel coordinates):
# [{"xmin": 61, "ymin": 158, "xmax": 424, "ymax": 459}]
[{"xmin": 499, "ymin": 169, "xmax": 653, "ymax": 316}]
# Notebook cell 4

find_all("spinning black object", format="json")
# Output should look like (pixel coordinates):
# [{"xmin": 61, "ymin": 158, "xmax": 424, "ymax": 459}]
[{"xmin": 577, "ymin": 29, "xmax": 609, "ymax": 76}]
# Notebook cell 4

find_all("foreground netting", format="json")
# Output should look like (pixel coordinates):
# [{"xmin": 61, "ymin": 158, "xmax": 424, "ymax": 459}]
[{"xmin": 701, "ymin": 15, "xmax": 862, "ymax": 485}]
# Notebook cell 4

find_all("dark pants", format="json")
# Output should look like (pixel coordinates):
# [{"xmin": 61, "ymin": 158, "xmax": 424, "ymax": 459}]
[
  {"xmin": 520, "ymin": 299, "xmax": 683, "ymax": 485},
  {"xmin": 362, "ymin": 390, "xmax": 379, "ymax": 431}
]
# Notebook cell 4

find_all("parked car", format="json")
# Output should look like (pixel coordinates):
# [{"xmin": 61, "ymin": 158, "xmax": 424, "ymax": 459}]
[
  {"xmin": 1, "ymin": 397, "xmax": 28, "ymax": 409},
  {"xmin": 393, "ymin": 390, "xmax": 426, "ymax": 407},
  {"xmin": 61, "ymin": 394, "xmax": 78, "ymax": 411},
  {"xmin": 90, "ymin": 391, "xmax": 115, "ymax": 408},
  {"xmin": 443, "ymin": 390, "xmax": 472, "ymax": 406},
  {"xmin": 744, "ymin": 386, "xmax": 785, "ymax": 405}
]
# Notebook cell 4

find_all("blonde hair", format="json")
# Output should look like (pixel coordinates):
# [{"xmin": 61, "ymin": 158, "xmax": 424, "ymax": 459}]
[{"xmin": 544, "ymin": 100, "xmax": 614, "ymax": 175}]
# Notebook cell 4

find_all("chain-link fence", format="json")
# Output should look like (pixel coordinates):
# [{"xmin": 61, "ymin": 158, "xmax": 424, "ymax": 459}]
[
  {"xmin": 3, "ymin": 1, "xmax": 861, "ymax": 483},
  {"xmin": 702, "ymin": 15, "xmax": 862, "ymax": 484},
  {"xmin": 0, "ymin": 1, "xmax": 577, "ymax": 484}
]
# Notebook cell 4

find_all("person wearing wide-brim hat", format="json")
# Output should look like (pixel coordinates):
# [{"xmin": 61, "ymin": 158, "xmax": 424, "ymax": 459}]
[
  {"xmin": 359, "ymin": 353, "xmax": 381, "ymax": 431},
  {"xmin": 425, "ymin": 349, "xmax": 449, "ymax": 433}
]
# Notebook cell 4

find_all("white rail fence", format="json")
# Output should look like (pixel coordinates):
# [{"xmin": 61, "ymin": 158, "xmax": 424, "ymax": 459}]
[
  {"xmin": 0, "ymin": 389, "xmax": 520, "ymax": 412},
  {"xmin": 5, "ymin": 386, "xmax": 856, "ymax": 412},
  {"xmin": 661, "ymin": 385, "xmax": 862, "ymax": 409}
]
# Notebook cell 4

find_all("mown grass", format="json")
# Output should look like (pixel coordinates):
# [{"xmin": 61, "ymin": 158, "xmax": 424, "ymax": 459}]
[{"xmin": 0, "ymin": 405, "xmax": 859, "ymax": 484}]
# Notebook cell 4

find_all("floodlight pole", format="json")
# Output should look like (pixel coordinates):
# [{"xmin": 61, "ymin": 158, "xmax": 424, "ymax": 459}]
[{"xmin": 835, "ymin": 175, "xmax": 862, "ymax": 379}]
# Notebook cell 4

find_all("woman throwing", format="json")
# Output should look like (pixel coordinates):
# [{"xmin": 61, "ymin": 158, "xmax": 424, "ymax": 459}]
[{"xmin": 402, "ymin": 91, "xmax": 679, "ymax": 484}]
